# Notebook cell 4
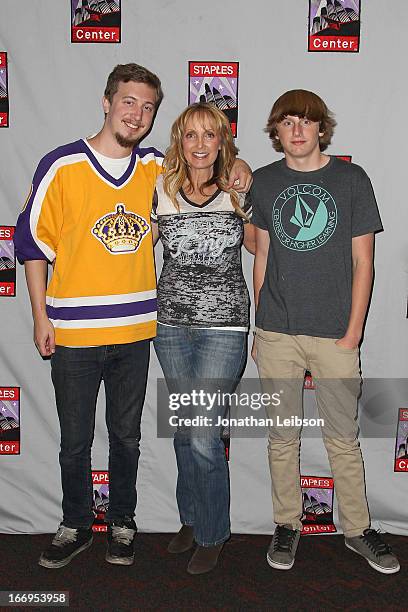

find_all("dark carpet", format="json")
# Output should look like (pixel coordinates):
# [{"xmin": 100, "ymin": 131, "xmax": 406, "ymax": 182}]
[{"xmin": 0, "ymin": 533, "xmax": 406, "ymax": 611}]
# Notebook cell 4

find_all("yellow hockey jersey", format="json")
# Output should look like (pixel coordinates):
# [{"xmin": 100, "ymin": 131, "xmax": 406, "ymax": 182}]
[{"xmin": 14, "ymin": 139, "xmax": 163, "ymax": 346}]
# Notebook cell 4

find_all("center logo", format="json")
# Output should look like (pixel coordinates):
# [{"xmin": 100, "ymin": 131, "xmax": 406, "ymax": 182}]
[{"xmin": 273, "ymin": 184, "xmax": 337, "ymax": 251}]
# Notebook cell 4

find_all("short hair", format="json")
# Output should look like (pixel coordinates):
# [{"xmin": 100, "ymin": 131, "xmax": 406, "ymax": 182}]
[
  {"xmin": 265, "ymin": 89, "xmax": 336, "ymax": 152},
  {"xmin": 163, "ymin": 103, "xmax": 245, "ymax": 217},
  {"xmin": 104, "ymin": 63, "xmax": 163, "ymax": 107}
]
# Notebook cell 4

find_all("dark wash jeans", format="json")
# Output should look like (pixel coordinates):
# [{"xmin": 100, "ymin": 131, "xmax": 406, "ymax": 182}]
[
  {"xmin": 154, "ymin": 325, "xmax": 247, "ymax": 547},
  {"xmin": 51, "ymin": 341, "xmax": 150, "ymax": 529}
]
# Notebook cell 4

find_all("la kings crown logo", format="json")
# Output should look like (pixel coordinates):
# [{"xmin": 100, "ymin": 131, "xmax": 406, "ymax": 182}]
[
  {"xmin": 92, "ymin": 204, "xmax": 150, "ymax": 254},
  {"xmin": 273, "ymin": 184, "xmax": 337, "ymax": 251}
]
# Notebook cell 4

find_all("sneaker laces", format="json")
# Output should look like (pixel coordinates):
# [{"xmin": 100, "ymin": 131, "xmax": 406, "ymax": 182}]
[
  {"xmin": 361, "ymin": 529, "xmax": 392, "ymax": 557},
  {"xmin": 111, "ymin": 525, "xmax": 135, "ymax": 546},
  {"xmin": 51, "ymin": 526, "xmax": 78, "ymax": 547},
  {"xmin": 273, "ymin": 525, "xmax": 297, "ymax": 552}
]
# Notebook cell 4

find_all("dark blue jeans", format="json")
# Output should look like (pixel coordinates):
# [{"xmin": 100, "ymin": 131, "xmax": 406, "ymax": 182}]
[
  {"xmin": 51, "ymin": 341, "xmax": 150, "ymax": 529},
  {"xmin": 154, "ymin": 325, "xmax": 247, "ymax": 546}
]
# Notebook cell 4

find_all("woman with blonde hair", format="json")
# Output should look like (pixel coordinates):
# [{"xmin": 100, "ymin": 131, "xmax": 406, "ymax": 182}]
[{"xmin": 152, "ymin": 103, "xmax": 254, "ymax": 574}]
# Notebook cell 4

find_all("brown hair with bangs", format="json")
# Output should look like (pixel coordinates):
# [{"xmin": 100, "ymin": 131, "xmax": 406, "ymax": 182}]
[
  {"xmin": 163, "ymin": 103, "xmax": 246, "ymax": 218},
  {"xmin": 265, "ymin": 89, "xmax": 336, "ymax": 152}
]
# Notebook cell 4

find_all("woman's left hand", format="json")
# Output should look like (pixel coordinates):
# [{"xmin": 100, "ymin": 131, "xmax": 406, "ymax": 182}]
[{"xmin": 229, "ymin": 158, "xmax": 253, "ymax": 192}]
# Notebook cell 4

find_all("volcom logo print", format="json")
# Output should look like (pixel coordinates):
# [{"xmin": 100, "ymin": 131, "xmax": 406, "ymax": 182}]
[{"xmin": 273, "ymin": 184, "xmax": 337, "ymax": 251}]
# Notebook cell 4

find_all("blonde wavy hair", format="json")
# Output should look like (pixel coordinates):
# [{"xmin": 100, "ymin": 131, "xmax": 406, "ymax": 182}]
[{"xmin": 163, "ymin": 103, "xmax": 245, "ymax": 218}]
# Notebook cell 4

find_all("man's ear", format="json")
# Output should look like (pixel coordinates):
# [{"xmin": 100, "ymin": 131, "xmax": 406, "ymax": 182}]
[{"xmin": 102, "ymin": 96, "xmax": 110, "ymax": 115}]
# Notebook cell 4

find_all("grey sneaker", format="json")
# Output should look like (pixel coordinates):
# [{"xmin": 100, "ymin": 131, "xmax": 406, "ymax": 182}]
[
  {"xmin": 267, "ymin": 525, "xmax": 300, "ymax": 570},
  {"xmin": 38, "ymin": 525, "xmax": 93, "ymax": 569},
  {"xmin": 345, "ymin": 529, "xmax": 400, "ymax": 574}
]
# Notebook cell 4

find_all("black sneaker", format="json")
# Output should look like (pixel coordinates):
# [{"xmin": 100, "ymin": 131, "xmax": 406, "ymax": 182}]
[
  {"xmin": 345, "ymin": 529, "xmax": 400, "ymax": 574},
  {"xmin": 267, "ymin": 524, "xmax": 301, "ymax": 570},
  {"xmin": 38, "ymin": 525, "xmax": 93, "ymax": 569},
  {"xmin": 106, "ymin": 518, "xmax": 137, "ymax": 565}
]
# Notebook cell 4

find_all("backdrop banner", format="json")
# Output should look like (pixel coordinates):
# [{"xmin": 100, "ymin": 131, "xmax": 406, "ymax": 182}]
[{"xmin": 0, "ymin": 0, "xmax": 407, "ymax": 536}]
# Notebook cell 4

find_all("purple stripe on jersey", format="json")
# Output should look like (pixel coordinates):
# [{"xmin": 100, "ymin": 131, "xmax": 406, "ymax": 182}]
[
  {"xmin": 46, "ymin": 298, "xmax": 157, "ymax": 321},
  {"xmin": 136, "ymin": 146, "xmax": 164, "ymax": 161}
]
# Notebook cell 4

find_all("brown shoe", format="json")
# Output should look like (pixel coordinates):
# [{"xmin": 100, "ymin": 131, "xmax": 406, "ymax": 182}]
[
  {"xmin": 167, "ymin": 525, "xmax": 194, "ymax": 554},
  {"xmin": 187, "ymin": 543, "xmax": 224, "ymax": 575}
]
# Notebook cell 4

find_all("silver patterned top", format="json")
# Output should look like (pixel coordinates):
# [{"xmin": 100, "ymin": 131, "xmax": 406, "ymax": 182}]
[{"xmin": 152, "ymin": 175, "xmax": 251, "ymax": 329}]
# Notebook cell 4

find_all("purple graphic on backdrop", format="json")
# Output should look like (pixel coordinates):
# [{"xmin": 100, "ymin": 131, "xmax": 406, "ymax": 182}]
[
  {"xmin": 0, "ymin": 53, "xmax": 9, "ymax": 127},
  {"xmin": 190, "ymin": 77, "xmax": 237, "ymax": 108},
  {"xmin": 310, "ymin": 0, "xmax": 360, "ymax": 34},
  {"xmin": 396, "ymin": 419, "xmax": 408, "ymax": 459},
  {"xmin": 71, "ymin": 0, "xmax": 120, "ymax": 26},
  {"xmin": 93, "ymin": 484, "xmax": 109, "ymax": 512},
  {"xmin": 303, "ymin": 488, "xmax": 332, "ymax": 512},
  {"xmin": 310, "ymin": 0, "xmax": 359, "ymax": 20},
  {"xmin": 0, "ymin": 239, "xmax": 15, "ymax": 266},
  {"xmin": 0, "ymin": 400, "xmax": 19, "ymax": 430},
  {"xmin": 0, "ymin": 67, "xmax": 7, "ymax": 98}
]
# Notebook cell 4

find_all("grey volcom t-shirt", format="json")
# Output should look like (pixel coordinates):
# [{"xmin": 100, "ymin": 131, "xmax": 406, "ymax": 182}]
[{"xmin": 251, "ymin": 157, "xmax": 383, "ymax": 338}]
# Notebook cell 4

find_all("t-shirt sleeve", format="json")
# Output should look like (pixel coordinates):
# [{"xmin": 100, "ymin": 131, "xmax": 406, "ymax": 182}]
[
  {"xmin": 13, "ymin": 155, "xmax": 64, "ymax": 264},
  {"xmin": 250, "ymin": 183, "xmax": 268, "ymax": 230},
  {"xmin": 351, "ymin": 166, "xmax": 383, "ymax": 237}
]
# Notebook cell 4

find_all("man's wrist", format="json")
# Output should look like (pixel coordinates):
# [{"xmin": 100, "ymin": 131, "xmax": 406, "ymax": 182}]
[{"xmin": 33, "ymin": 308, "xmax": 49, "ymax": 320}]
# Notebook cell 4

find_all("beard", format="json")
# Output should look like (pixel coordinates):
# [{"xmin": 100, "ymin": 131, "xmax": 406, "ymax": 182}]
[{"xmin": 114, "ymin": 131, "xmax": 141, "ymax": 149}]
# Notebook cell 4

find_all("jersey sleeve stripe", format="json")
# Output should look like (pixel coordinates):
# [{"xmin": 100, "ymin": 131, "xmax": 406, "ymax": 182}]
[{"xmin": 14, "ymin": 141, "xmax": 85, "ymax": 263}]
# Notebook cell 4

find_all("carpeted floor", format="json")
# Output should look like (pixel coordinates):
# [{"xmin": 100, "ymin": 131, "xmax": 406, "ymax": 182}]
[{"xmin": 0, "ymin": 533, "xmax": 406, "ymax": 611}]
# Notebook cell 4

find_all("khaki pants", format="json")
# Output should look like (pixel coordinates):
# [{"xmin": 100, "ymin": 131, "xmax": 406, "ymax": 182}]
[{"xmin": 255, "ymin": 329, "xmax": 370, "ymax": 538}]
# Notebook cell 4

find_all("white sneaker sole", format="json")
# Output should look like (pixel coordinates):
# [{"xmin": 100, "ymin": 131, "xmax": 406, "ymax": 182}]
[
  {"xmin": 266, "ymin": 552, "xmax": 295, "ymax": 570},
  {"xmin": 345, "ymin": 541, "xmax": 400, "ymax": 574},
  {"xmin": 38, "ymin": 536, "xmax": 93, "ymax": 569},
  {"xmin": 105, "ymin": 552, "xmax": 135, "ymax": 566}
]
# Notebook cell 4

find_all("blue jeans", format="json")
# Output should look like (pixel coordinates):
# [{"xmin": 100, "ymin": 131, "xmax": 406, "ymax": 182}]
[
  {"xmin": 51, "ymin": 341, "xmax": 150, "ymax": 529},
  {"xmin": 154, "ymin": 325, "xmax": 247, "ymax": 546}
]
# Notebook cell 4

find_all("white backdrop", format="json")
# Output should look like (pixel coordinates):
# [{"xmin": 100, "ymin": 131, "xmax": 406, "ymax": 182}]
[{"xmin": 0, "ymin": 0, "xmax": 407, "ymax": 535}]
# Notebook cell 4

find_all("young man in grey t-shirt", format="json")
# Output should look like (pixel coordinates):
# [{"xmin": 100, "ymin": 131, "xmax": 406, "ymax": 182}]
[{"xmin": 251, "ymin": 89, "xmax": 400, "ymax": 574}]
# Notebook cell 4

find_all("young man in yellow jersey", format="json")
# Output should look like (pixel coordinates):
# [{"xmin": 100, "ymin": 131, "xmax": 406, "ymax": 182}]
[{"xmin": 14, "ymin": 64, "xmax": 251, "ymax": 568}]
